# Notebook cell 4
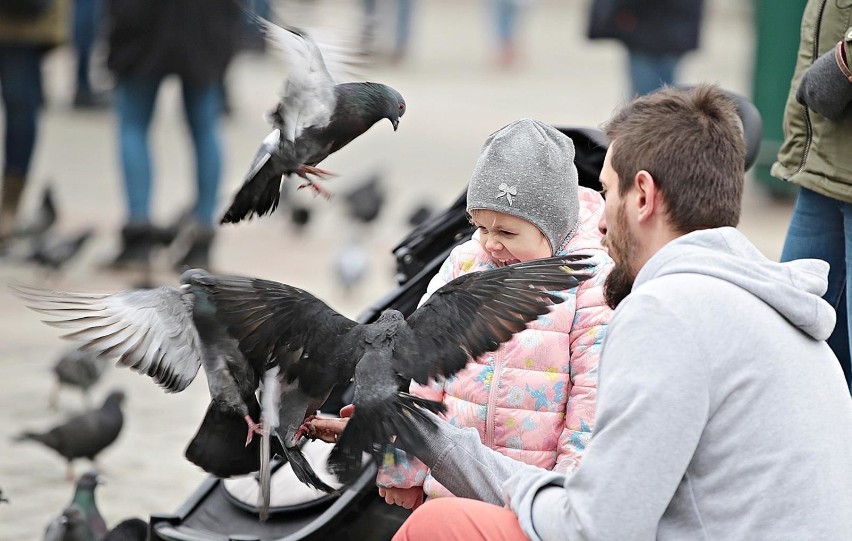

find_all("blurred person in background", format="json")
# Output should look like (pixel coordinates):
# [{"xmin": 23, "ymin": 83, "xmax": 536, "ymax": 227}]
[
  {"xmin": 361, "ymin": 0, "xmax": 414, "ymax": 63},
  {"xmin": 587, "ymin": 0, "xmax": 704, "ymax": 97},
  {"xmin": 71, "ymin": 0, "xmax": 109, "ymax": 109},
  {"xmin": 105, "ymin": 0, "xmax": 241, "ymax": 270},
  {"xmin": 490, "ymin": 0, "xmax": 530, "ymax": 69},
  {"xmin": 772, "ymin": 0, "xmax": 852, "ymax": 393},
  {"xmin": 0, "ymin": 0, "xmax": 69, "ymax": 241}
]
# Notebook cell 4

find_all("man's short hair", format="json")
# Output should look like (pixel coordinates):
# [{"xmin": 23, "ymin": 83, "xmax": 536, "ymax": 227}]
[{"xmin": 603, "ymin": 84, "xmax": 745, "ymax": 232}]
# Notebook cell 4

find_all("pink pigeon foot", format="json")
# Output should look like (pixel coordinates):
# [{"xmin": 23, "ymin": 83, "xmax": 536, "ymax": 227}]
[{"xmin": 244, "ymin": 415, "xmax": 264, "ymax": 447}]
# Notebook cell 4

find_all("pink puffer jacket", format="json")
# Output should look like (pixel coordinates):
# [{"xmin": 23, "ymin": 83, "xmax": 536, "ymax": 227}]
[{"xmin": 377, "ymin": 187, "xmax": 613, "ymax": 498}]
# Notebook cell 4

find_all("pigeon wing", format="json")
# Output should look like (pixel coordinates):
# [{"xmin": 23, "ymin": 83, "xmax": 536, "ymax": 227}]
[
  {"xmin": 190, "ymin": 274, "xmax": 363, "ymax": 395},
  {"xmin": 396, "ymin": 255, "xmax": 596, "ymax": 385},
  {"xmin": 12, "ymin": 285, "xmax": 202, "ymax": 393},
  {"xmin": 262, "ymin": 23, "xmax": 339, "ymax": 143}
]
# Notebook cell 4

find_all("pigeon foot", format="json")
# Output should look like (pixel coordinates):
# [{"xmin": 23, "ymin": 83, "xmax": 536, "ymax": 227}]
[
  {"xmin": 294, "ymin": 414, "xmax": 319, "ymax": 442},
  {"xmin": 244, "ymin": 415, "xmax": 264, "ymax": 447}
]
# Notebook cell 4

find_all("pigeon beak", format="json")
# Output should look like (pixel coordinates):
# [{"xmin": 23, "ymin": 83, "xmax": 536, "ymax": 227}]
[{"xmin": 391, "ymin": 118, "xmax": 399, "ymax": 131}]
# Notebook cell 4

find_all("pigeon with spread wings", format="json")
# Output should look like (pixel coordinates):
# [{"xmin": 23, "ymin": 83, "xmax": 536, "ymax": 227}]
[
  {"xmin": 11, "ymin": 271, "xmax": 286, "ymax": 489},
  {"xmin": 192, "ymin": 254, "xmax": 595, "ymax": 484},
  {"xmin": 220, "ymin": 22, "xmax": 405, "ymax": 224}
]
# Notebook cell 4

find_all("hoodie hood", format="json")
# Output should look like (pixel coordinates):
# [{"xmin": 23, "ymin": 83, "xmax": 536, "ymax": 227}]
[{"xmin": 635, "ymin": 227, "xmax": 835, "ymax": 340}]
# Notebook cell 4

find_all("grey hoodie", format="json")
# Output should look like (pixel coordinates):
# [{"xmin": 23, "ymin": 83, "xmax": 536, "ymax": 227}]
[{"xmin": 413, "ymin": 227, "xmax": 852, "ymax": 540}]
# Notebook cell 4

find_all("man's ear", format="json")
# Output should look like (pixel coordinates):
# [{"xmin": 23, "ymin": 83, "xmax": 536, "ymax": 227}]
[{"xmin": 634, "ymin": 170, "xmax": 658, "ymax": 224}]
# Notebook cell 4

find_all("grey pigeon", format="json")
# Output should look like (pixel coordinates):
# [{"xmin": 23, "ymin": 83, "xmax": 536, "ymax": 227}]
[
  {"xmin": 28, "ymin": 229, "xmax": 93, "ymax": 271},
  {"xmin": 187, "ymin": 255, "xmax": 595, "ymax": 485},
  {"xmin": 66, "ymin": 471, "xmax": 108, "ymax": 540},
  {"xmin": 50, "ymin": 347, "xmax": 109, "ymax": 410},
  {"xmin": 103, "ymin": 518, "xmax": 147, "ymax": 541},
  {"xmin": 43, "ymin": 504, "xmax": 93, "ymax": 541},
  {"xmin": 332, "ymin": 238, "xmax": 369, "ymax": 295},
  {"xmin": 343, "ymin": 175, "xmax": 384, "ymax": 224},
  {"xmin": 0, "ymin": 486, "xmax": 8, "ymax": 503},
  {"xmin": 14, "ymin": 392, "xmax": 124, "ymax": 481},
  {"xmin": 220, "ymin": 22, "xmax": 405, "ymax": 224}
]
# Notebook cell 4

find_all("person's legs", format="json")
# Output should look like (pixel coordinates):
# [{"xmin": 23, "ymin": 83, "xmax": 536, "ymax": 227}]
[
  {"xmin": 393, "ymin": 498, "xmax": 529, "ymax": 541},
  {"xmin": 115, "ymin": 76, "xmax": 160, "ymax": 224},
  {"xmin": 782, "ymin": 187, "xmax": 851, "ymax": 388},
  {"xmin": 393, "ymin": 0, "xmax": 413, "ymax": 61},
  {"xmin": 72, "ymin": 0, "xmax": 99, "ymax": 98},
  {"xmin": 0, "ymin": 45, "xmax": 44, "ymax": 237},
  {"xmin": 492, "ymin": 0, "xmax": 518, "ymax": 67},
  {"xmin": 627, "ymin": 50, "xmax": 681, "ymax": 96},
  {"xmin": 177, "ymin": 80, "xmax": 223, "ymax": 267},
  {"xmin": 181, "ymin": 80, "xmax": 223, "ymax": 226}
]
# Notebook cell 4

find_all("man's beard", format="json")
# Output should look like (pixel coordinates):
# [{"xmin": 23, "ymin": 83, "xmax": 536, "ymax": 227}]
[{"xmin": 603, "ymin": 203, "xmax": 636, "ymax": 310}]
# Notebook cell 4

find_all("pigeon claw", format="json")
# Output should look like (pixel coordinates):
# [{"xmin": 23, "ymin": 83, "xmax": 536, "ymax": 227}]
[
  {"xmin": 294, "ymin": 414, "xmax": 318, "ymax": 442},
  {"xmin": 244, "ymin": 415, "xmax": 264, "ymax": 447}
]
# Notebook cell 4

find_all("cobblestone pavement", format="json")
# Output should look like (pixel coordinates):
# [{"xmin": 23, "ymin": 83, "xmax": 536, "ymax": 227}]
[{"xmin": 0, "ymin": 0, "xmax": 792, "ymax": 538}]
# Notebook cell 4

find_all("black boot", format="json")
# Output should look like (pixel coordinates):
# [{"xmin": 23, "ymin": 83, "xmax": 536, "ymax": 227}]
[
  {"xmin": 174, "ymin": 225, "xmax": 215, "ymax": 270},
  {"xmin": 109, "ymin": 223, "xmax": 159, "ymax": 270}
]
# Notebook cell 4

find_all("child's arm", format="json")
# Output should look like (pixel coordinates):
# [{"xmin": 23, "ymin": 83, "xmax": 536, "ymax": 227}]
[{"xmin": 555, "ymin": 250, "xmax": 613, "ymax": 473}]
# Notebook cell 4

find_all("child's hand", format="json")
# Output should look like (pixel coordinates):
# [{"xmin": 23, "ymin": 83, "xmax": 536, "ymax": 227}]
[{"xmin": 378, "ymin": 486, "xmax": 424, "ymax": 509}]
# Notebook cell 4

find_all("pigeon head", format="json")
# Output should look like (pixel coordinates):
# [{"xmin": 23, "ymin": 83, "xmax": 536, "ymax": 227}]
[
  {"xmin": 104, "ymin": 390, "xmax": 125, "ymax": 408},
  {"xmin": 360, "ymin": 83, "xmax": 405, "ymax": 131},
  {"xmin": 76, "ymin": 470, "xmax": 102, "ymax": 490}
]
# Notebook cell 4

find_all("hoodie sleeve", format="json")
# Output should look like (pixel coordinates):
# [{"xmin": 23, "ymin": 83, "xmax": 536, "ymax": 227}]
[
  {"xmin": 554, "ymin": 249, "xmax": 612, "ymax": 474},
  {"xmin": 503, "ymin": 292, "xmax": 711, "ymax": 541}
]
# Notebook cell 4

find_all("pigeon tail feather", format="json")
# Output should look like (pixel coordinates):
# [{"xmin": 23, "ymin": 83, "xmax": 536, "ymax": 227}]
[
  {"xmin": 281, "ymin": 443, "xmax": 338, "ymax": 494},
  {"xmin": 327, "ymin": 392, "xmax": 445, "ymax": 485}
]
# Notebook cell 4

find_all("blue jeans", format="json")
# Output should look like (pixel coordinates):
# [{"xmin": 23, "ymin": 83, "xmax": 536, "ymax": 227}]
[
  {"xmin": 492, "ymin": 0, "xmax": 519, "ymax": 46},
  {"xmin": 73, "ymin": 0, "xmax": 103, "ymax": 93},
  {"xmin": 0, "ymin": 45, "xmax": 44, "ymax": 178},
  {"xmin": 781, "ymin": 187, "xmax": 852, "ymax": 391},
  {"xmin": 115, "ymin": 76, "xmax": 223, "ymax": 225},
  {"xmin": 627, "ymin": 50, "xmax": 681, "ymax": 97}
]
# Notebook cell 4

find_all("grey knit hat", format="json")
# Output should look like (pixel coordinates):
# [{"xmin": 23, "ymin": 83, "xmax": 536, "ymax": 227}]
[{"xmin": 466, "ymin": 118, "xmax": 580, "ymax": 254}]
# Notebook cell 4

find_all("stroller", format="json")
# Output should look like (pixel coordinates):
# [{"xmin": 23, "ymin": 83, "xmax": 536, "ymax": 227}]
[{"xmin": 149, "ymin": 99, "xmax": 761, "ymax": 541}]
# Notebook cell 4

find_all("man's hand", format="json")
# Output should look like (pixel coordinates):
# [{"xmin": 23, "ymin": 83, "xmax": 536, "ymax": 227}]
[
  {"xmin": 306, "ymin": 404, "xmax": 354, "ymax": 443},
  {"xmin": 378, "ymin": 486, "xmax": 424, "ymax": 510},
  {"xmin": 796, "ymin": 40, "xmax": 852, "ymax": 122}
]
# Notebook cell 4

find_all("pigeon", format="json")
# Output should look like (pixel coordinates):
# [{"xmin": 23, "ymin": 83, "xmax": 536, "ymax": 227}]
[
  {"xmin": 186, "ymin": 254, "xmax": 595, "ymax": 485},
  {"xmin": 343, "ymin": 175, "xmax": 384, "ymax": 224},
  {"xmin": 27, "ymin": 229, "xmax": 93, "ymax": 271},
  {"xmin": 103, "ymin": 518, "xmax": 147, "ymax": 541},
  {"xmin": 14, "ymin": 392, "xmax": 124, "ymax": 480},
  {"xmin": 66, "ymin": 471, "xmax": 108, "ymax": 540},
  {"xmin": 0, "ymin": 486, "xmax": 8, "ymax": 503},
  {"xmin": 332, "ymin": 238, "xmax": 370, "ymax": 295},
  {"xmin": 220, "ymin": 22, "xmax": 405, "ymax": 224},
  {"xmin": 12, "ymin": 271, "xmax": 285, "ymax": 515},
  {"xmin": 43, "ymin": 471, "xmax": 108, "ymax": 541},
  {"xmin": 50, "ymin": 347, "xmax": 109, "ymax": 410},
  {"xmin": 43, "ymin": 504, "xmax": 92, "ymax": 541}
]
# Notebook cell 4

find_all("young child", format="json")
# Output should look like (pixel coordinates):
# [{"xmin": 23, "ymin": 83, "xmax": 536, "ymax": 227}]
[{"xmin": 375, "ymin": 118, "xmax": 614, "ymax": 508}]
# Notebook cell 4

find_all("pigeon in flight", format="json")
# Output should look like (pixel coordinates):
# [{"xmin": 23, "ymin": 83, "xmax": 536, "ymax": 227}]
[
  {"xmin": 14, "ymin": 392, "xmax": 125, "ymax": 481},
  {"xmin": 189, "ymin": 254, "xmax": 595, "ymax": 484},
  {"xmin": 220, "ymin": 22, "xmax": 405, "ymax": 224}
]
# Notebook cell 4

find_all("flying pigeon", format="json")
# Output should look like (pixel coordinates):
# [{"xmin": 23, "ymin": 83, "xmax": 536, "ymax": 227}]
[
  {"xmin": 13, "ymin": 270, "xmax": 286, "ymax": 515},
  {"xmin": 15, "ymin": 392, "xmax": 124, "ymax": 481},
  {"xmin": 186, "ymin": 254, "xmax": 595, "ymax": 485},
  {"xmin": 50, "ymin": 347, "xmax": 109, "ymax": 410},
  {"xmin": 220, "ymin": 22, "xmax": 405, "ymax": 224}
]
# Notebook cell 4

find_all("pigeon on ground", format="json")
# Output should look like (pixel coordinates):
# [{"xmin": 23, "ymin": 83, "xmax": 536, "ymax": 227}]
[
  {"xmin": 50, "ymin": 347, "xmax": 109, "ymax": 410},
  {"xmin": 27, "ymin": 229, "xmax": 93, "ymax": 271},
  {"xmin": 103, "ymin": 518, "xmax": 147, "ymax": 541},
  {"xmin": 43, "ymin": 504, "xmax": 91, "ymax": 541},
  {"xmin": 14, "ymin": 392, "xmax": 124, "ymax": 480},
  {"xmin": 220, "ymin": 22, "xmax": 405, "ymax": 224},
  {"xmin": 187, "ymin": 255, "xmax": 595, "ymax": 485},
  {"xmin": 331, "ymin": 238, "xmax": 369, "ymax": 296},
  {"xmin": 0, "ymin": 487, "xmax": 8, "ymax": 503},
  {"xmin": 43, "ymin": 471, "xmax": 108, "ymax": 541},
  {"xmin": 17, "ymin": 185, "xmax": 58, "ymax": 239},
  {"xmin": 343, "ymin": 175, "xmax": 384, "ymax": 224}
]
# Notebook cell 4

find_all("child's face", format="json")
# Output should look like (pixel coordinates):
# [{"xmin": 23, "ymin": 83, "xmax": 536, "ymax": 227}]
[{"xmin": 470, "ymin": 209, "xmax": 551, "ymax": 266}]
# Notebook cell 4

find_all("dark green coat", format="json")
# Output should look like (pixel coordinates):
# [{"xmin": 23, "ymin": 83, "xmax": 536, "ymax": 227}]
[{"xmin": 772, "ymin": 0, "xmax": 852, "ymax": 203}]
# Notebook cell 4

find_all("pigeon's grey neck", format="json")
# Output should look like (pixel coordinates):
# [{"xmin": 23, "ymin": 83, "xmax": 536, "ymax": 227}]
[{"xmin": 377, "ymin": 310, "xmax": 404, "ymax": 323}]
